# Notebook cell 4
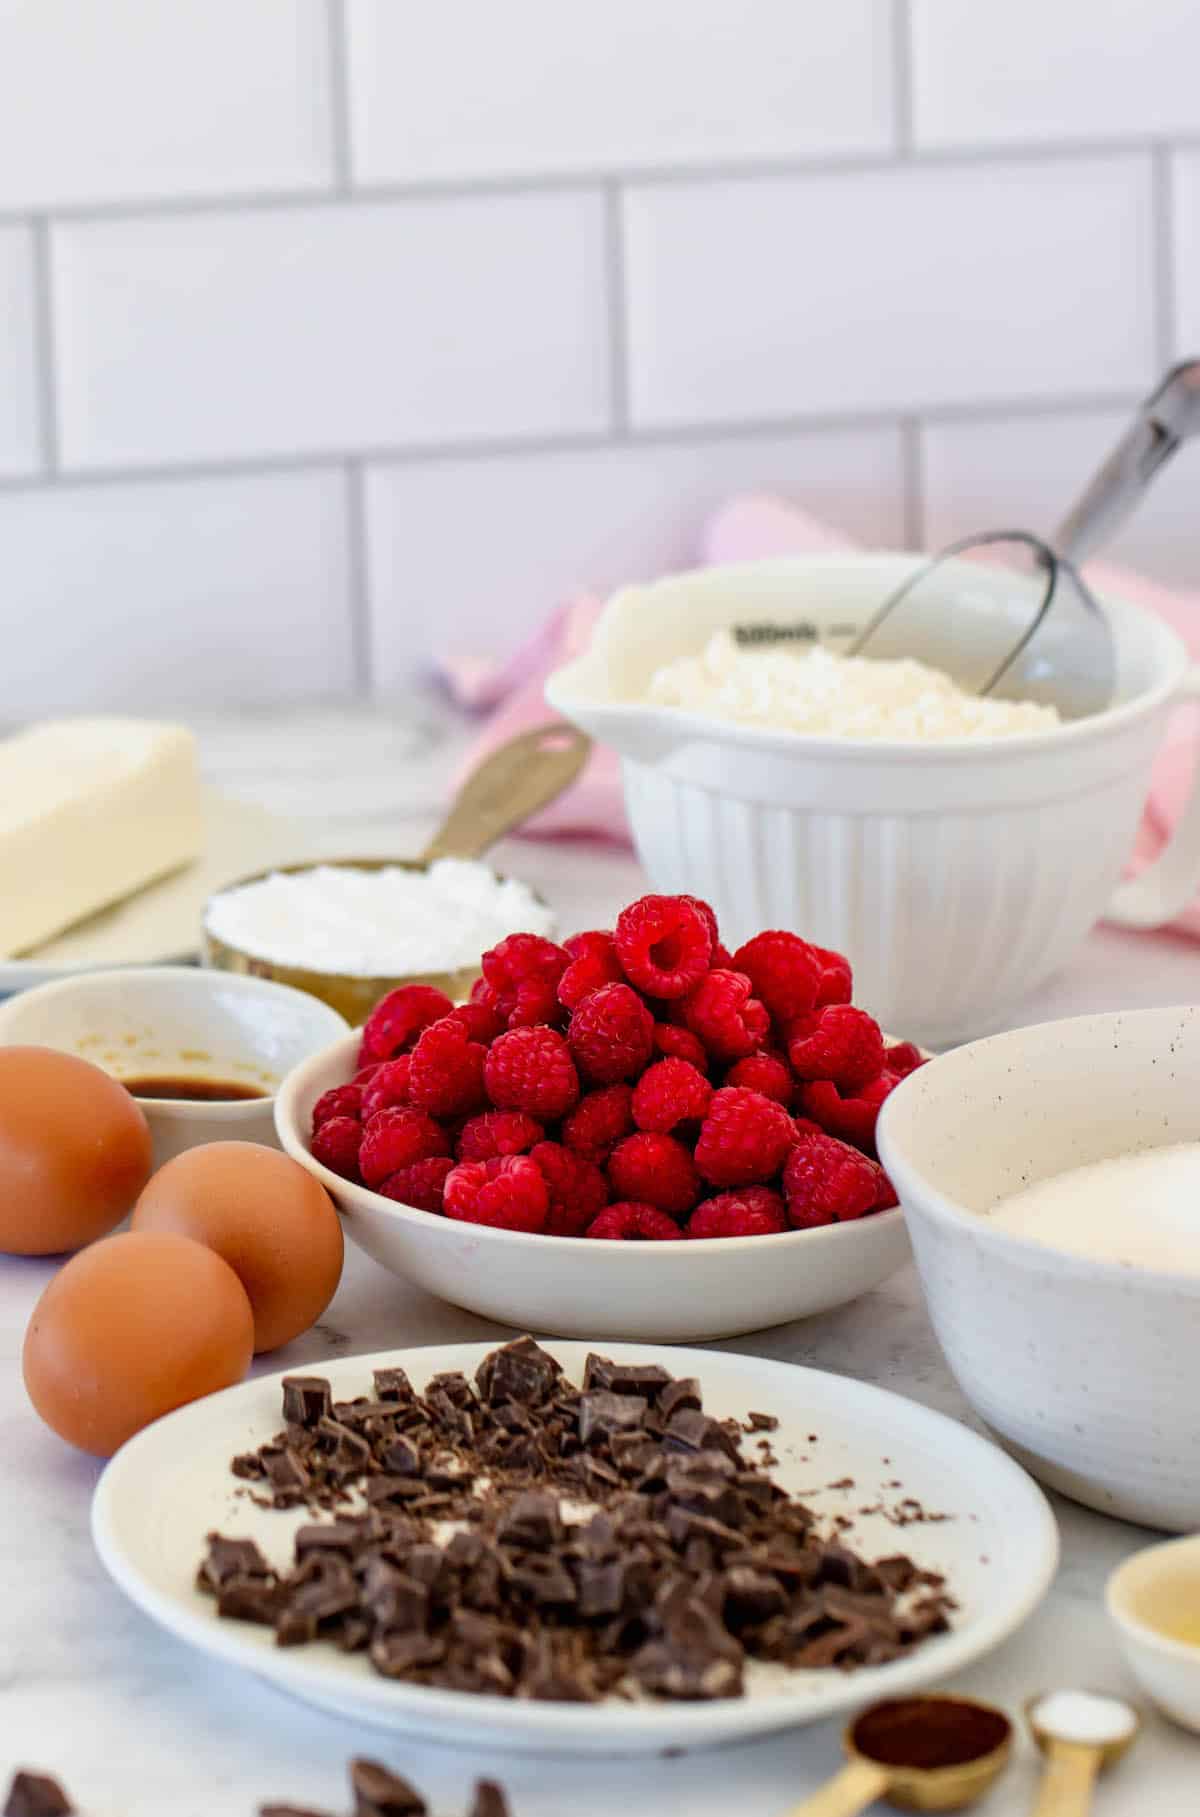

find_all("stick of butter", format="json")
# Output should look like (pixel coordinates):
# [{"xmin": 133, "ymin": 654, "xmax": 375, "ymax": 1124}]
[{"xmin": 0, "ymin": 718, "xmax": 205, "ymax": 959}]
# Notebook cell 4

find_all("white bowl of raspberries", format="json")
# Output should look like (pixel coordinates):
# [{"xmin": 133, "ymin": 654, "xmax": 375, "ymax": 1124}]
[{"xmin": 275, "ymin": 893, "xmax": 921, "ymax": 1341}]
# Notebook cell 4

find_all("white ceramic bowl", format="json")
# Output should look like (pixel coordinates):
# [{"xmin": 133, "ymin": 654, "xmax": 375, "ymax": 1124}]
[
  {"xmin": 0, "ymin": 967, "xmax": 348, "ymax": 1167},
  {"xmin": 275, "ymin": 1031, "xmax": 910, "ymax": 1342},
  {"xmin": 546, "ymin": 554, "xmax": 1200, "ymax": 1048},
  {"xmin": 1107, "ymin": 1534, "xmax": 1200, "ymax": 1734},
  {"xmin": 877, "ymin": 1004, "xmax": 1200, "ymax": 1531}
]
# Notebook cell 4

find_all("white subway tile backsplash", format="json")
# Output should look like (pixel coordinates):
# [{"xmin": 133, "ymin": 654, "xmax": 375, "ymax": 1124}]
[
  {"xmin": 1171, "ymin": 152, "xmax": 1200, "ymax": 365},
  {"xmin": 623, "ymin": 159, "xmax": 1157, "ymax": 430},
  {"xmin": 0, "ymin": 0, "xmax": 332, "ymax": 211},
  {"xmin": 52, "ymin": 195, "xmax": 611, "ymax": 469},
  {"xmin": 346, "ymin": 0, "xmax": 894, "ymax": 185},
  {"xmin": 921, "ymin": 409, "xmax": 1200, "ymax": 590},
  {"xmin": 0, "ymin": 228, "xmax": 39, "ymax": 476},
  {"xmin": 0, "ymin": 469, "xmax": 353, "ymax": 716},
  {"xmin": 911, "ymin": 0, "xmax": 1200, "ymax": 149},
  {"xmin": 363, "ymin": 426, "xmax": 905, "ymax": 690}
]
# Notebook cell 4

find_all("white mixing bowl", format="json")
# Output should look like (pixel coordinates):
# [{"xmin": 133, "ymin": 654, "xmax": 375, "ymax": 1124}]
[
  {"xmin": 877, "ymin": 1004, "xmax": 1200, "ymax": 1531},
  {"xmin": 546, "ymin": 554, "xmax": 1200, "ymax": 1047}
]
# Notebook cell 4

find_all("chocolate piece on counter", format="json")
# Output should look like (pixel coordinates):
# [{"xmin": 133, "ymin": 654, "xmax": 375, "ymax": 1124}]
[
  {"xmin": 496, "ymin": 1490, "xmax": 562, "ymax": 1552},
  {"xmin": 467, "ymin": 1781, "xmax": 511, "ymax": 1817},
  {"xmin": 747, "ymin": 1410, "xmax": 779, "ymax": 1432},
  {"xmin": 658, "ymin": 1376, "xmax": 703, "ymax": 1420},
  {"xmin": 475, "ymin": 1336, "xmax": 560, "ymax": 1407},
  {"xmin": 349, "ymin": 1759, "xmax": 427, "ymax": 1817},
  {"xmin": 577, "ymin": 1390, "xmax": 647, "ymax": 1446},
  {"xmin": 372, "ymin": 1366, "xmax": 415, "ymax": 1403},
  {"xmin": 382, "ymin": 1433, "xmax": 422, "ymax": 1476},
  {"xmin": 281, "ymin": 1375, "xmax": 332, "ymax": 1428},
  {"xmin": 197, "ymin": 1532, "xmax": 272, "ymax": 1592},
  {"xmin": 3, "ymin": 1773, "xmax": 73, "ymax": 1817}
]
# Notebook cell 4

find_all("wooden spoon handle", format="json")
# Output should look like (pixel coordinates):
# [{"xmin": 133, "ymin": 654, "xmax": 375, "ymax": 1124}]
[
  {"xmin": 419, "ymin": 723, "xmax": 592, "ymax": 864},
  {"xmin": 778, "ymin": 1757, "xmax": 891, "ymax": 1817},
  {"xmin": 1031, "ymin": 1741, "xmax": 1103, "ymax": 1817}
]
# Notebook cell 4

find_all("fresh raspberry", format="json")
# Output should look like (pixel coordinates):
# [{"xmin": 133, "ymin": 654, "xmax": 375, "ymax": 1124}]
[
  {"xmin": 359, "ymin": 1107, "xmax": 452, "ymax": 1189},
  {"xmin": 786, "ymin": 1004, "xmax": 885, "ymax": 1091},
  {"xmin": 311, "ymin": 1115, "xmax": 363, "ymax": 1181},
  {"xmin": 687, "ymin": 1187, "xmax": 787, "ymax": 1239},
  {"xmin": 557, "ymin": 930, "xmax": 624, "ymax": 1011},
  {"xmin": 677, "ymin": 894, "xmax": 721, "ymax": 952},
  {"xmin": 800, "ymin": 1075, "xmax": 895, "ymax": 1156},
  {"xmin": 452, "ymin": 998, "xmax": 506, "ymax": 1044},
  {"xmin": 485, "ymin": 1026, "xmax": 580, "ymax": 1120},
  {"xmin": 792, "ymin": 1115, "xmax": 824, "ymax": 1141},
  {"xmin": 378, "ymin": 1155, "xmax": 455, "ymax": 1213},
  {"xmin": 731, "ymin": 931, "xmax": 820, "ymax": 1025},
  {"xmin": 631, "ymin": 1058, "xmax": 713, "ymax": 1134},
  {"xmin": 884, "ymin": 1041, "xmax": 924, "ymax": 1078},
  {"xmin": 456, "ymin": 1108, "xmax": 544, "ymax": 1163},
  {"xmin": 874, "ymin": 1168, "xmax": 900, "ymax": 1211},
  {"xmin": 607, "ymin": 1132, "xmax": 699, "ymax": 1216},
  {"xmin": 560, "ymin": 1083, "xmax": 635, "ymax": 1163},
  {"xmin": 585, "ymin": 1202, "xmax": 681, "ymax": 1241},
  {"xmin": 481, "ymin": 934, "xmax": 569, "ymax": 1029},
  {"xmin": 443, "ymin": 1154, "xmax": 549, "ymax": 1233},
  {"xmin": 361, "ymin": 1057, "xmax": 412, "ymax": 1120},
  {"xmin": 407, "ymin": 1016, "xmax": 488, "ymax": 1118},
  {"xmin": 682, "ymin": 970, "xmax": 770, "ymax": 1063},
  {"xmin": 614, "ymin": 894, "xmax": 712, "ymax": 999},
  {"xmin": 359, "ymin": 984, "xmax": 455, "ymax": 1064},
  {"xmin": 353, "ymin": 1062, "xmax": 382, "ymax": 1088},
  {"xmin": 783, "ymin": 1130, "xmax": 885, "ymax": 1227},
  {"xmin": 312, "ymin": 1084, "xmax": 363, "ymax": 1133},
  {"xmin": 567, "ymin": 983, "xmax": 654, "ymax": 1085},
  {"xmin": 652, "ymin": 1022, "xmax": 710, "ymax": 1072},
  {"xmin": 811, "ymin": 944, "xmax": 853, "ymax": 1007},
  {"xmin": 693, "ymin": 1086, "xmax": 795, "ymax": 1187},
  {"xmin": 530, "ymin": 1140, "xmax": 609, "ymax": 1237},
  {"xmin": 724, "ymin": 1052, "xmax": 794, "ymax": 1108}
]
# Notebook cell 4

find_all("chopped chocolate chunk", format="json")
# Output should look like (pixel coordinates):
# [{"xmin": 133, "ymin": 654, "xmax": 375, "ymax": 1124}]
[
  {"xmin": 583, "ymin": 1355, "xmax": 672, "ymax": 1402},
  {"xmin": 475, "ymin": 1336, "xmax": 560, "ymax": 1406},
  {"xmin": 259, "ymin": 1807, "xmax": 336, "ymax": 1817},
  {"xmin": 350, "ymin": 1758, "xmax": 427, "ymax": 1817},
  {"xmin": 574, "ymin": 1556, "xmax": 627, "ymax": 1618},
  {"xmin": 496, "ymin": 1490, "xmax": 562, "ymax": 1552},
  {"xmin": 658, "ymin": 1377, "xmax": 703, "ymax": 1420},
  {"xmin": 4, "ymin": 1773, "xmax": 73, "ymax": 1817},
  {"xmin": 362, "ymin": 1563, "xmax": 429, "ymax": 1635},
  {"xmin": 428, "ymin": 1370, "xmax": 474, "ymax": 1408},
  {"xmin": 262, "ymin": 1445, "xmax": 312, "ymax": 1501},
  {"xmin": 467, "ymin": 1782, "xmax": 511, "ymax": 1817},
  {"xmin": 281, "ymin": 1375, "xmax": 332, "ymax": 1428},
  {"xmin": 632, "ymin": 1598, "xmax": 744, "ymax": 1700},
  {"xmin": 723, "ymin": 1566, "xmax": 788, "ymax": 1627},
  {"xmin": 197, "ymin": 1532, "xmax": 272, "ymax": 1592},
  {"xmin": 747, "ymin": 1410, "xmax": 778, "ymax": 1432},
  {"xmin": 662, "ymin": 1408, "xmax": 741, "ymax": 1463},
  {"xmin": 382, "ymin": 1434, "xmax": 422, "ymax": 1476},
  {"xmin": 373, "ymin": 1366, "xmax": 415, "ymax": 1402},
  {"xmin": 578, "ymin": 1390, "xmax": 647, "ymax": 1446},
  {"xmin": 370, "ymin": 1632, "xmax": 446, "ymax": 1677},
  {"xmin": 217, "ymin": 1577, "xmax": 286, "ymax": 1625}
]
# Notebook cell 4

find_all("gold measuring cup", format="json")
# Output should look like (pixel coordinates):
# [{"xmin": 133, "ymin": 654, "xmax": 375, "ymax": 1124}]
[
  {"xmin": 782, "ymin": 1694, "xmax": 1013, "ymax": 1817},
  {"xmin": 1025, "ymin": 1693, "xmax": 1141, "ymax": 1817},
  {"xmin": 202, "ymin": 722, "xmax": 591, "ymax": 1023}
]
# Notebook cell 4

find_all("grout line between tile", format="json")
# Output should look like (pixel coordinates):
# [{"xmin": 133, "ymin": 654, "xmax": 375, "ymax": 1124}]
[
  {"xmin": 901, "ymin": 417, "xmax": 925, "ymax": 549},
  {"xmin": 0, "ymin": 392, "xmax": 1146, "ymax": 499},
  {"xmin": 603, "ymin": 184, "xmax": 631, "ymax": 435},
  {"xmin": 28, "ymin": 218, "xmax": 59, "ymax": 472},
  {"xmin": 0, "ymin": 137, "xmax": 1189, "ymax": 230},
  {"xmin": 891, "ymin": 0, "xmax": 915, "ymax": 156},
  {"xmin": 343, "ymin": 459, "xmax": 372, "ymax": 693},
  {"xmin": 325, "ymin": 0, "xmax": 354, "ymax": 193},
  {"xmin": 1151, "ymin": 144, "xmax": 1178, "ymax": 369}
]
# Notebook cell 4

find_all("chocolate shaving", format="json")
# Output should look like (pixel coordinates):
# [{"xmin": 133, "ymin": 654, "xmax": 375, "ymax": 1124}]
[{"xmin": 3, "ymin": 1775, "xmax": 73, "ymax": 1817}]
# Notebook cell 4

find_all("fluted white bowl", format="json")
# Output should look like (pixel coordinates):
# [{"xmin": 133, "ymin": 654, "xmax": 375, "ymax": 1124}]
[
  {"xmin": 546, "ymin": 554, "xmax": 1200, "ymax": 1048},
  {"xmin": 877, "ymin": 1005, "xmax": 1200, "ymax": 1531}
]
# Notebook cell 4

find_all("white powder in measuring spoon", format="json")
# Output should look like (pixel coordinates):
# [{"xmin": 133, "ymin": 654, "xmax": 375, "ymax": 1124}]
[
  {"xmin": 647, "ymin": 632, "xmax": 1060, "ymax": 740},
  {"xmin": 1031, "ymin": 1690, "xmax": 1138, "ymax": 1746},
  {"xmin": 986, "ymin": 1143, "xmax": 1200, "ymax": 1276},
  {"xmin": 205, "ymin": 859, "xmax": 556, "ymax": 976}
]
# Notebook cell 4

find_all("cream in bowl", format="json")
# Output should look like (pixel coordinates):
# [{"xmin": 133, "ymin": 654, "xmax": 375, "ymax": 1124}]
[
  {"xmin": 0, "ymin": 967, "xmax": 348, "ymax": 1167},
  {"xmin": 1108, "ymin": 1535, "xmax": 1200, "ymax": 1733},
  {"xmin": 877, "ymin": 1004, "xmax": 1200, "ymax": 1532}
]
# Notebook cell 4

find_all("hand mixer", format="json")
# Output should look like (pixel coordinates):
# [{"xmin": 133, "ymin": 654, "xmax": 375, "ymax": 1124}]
[{"xmin": 851, "ymin": 360, "xmax": 1200, "ymax": 718}]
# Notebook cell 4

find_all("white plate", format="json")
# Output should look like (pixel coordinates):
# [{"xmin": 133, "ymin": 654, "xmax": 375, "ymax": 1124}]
[
  {"xmin": 0, "ymin": 790, "xmax": 301, "ymax": 993},
  {"xmin": 92, "ymin": 1339, "xmax": 1057, "ymax": 1755}
]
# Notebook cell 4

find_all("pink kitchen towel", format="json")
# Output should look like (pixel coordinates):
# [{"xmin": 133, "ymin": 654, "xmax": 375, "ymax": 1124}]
[{"xmin": 439, "ymin": 494, "xmax": 1200, "ymax": 936}]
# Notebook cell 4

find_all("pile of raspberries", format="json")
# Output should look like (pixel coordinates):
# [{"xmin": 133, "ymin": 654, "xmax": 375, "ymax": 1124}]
[{"xmin": 309, "ymin": 894, "xmax": 922, "ymax": 1240}]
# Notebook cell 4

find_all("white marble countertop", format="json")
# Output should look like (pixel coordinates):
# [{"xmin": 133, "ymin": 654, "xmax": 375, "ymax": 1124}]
[{"xmin": 2, "ymin": 703, "xmax": 1199, "ymax": 1816}]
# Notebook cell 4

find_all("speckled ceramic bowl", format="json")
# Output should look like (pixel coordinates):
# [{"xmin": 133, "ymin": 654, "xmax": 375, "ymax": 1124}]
[{"xmin": 878, "ymin": 1005, "xmax": 1200, "ymax": 1531}]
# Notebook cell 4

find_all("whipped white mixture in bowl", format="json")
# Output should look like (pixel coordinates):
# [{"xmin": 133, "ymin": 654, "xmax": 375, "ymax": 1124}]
[
  {"xmin": 986, "ymin": 1143, "xmax": 1200, "ymax": 1277},
  {"xmin": 647, "ymin": 631, "xmax": 1061, "ymax": 741}
]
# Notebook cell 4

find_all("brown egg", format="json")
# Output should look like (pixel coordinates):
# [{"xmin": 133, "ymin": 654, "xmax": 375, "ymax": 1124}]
[
  {"xmin": 0, "ymin": 1045, "xmax": 153, "ymax": 1255},
  {"xmin": 23, "ymin": 1229, "xmax": 254, "ymax": 1456},
  {"xmin": 132, "ymin": 1140, "xmax": 344, "ymax": 1353}
]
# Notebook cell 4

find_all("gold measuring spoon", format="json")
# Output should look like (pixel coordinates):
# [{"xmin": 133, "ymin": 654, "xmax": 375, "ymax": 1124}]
[
  {"xmin": 1025, "ymin": 1691, "xmax": 1141, "ymax": 1817},
  {"xmin": 202, "ymin": 722, "xmax": 592, "ymax": 1022},
  {"xmin": 783, "ymin": 1694, "xmax": 1013, "ymax": 1817}
]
